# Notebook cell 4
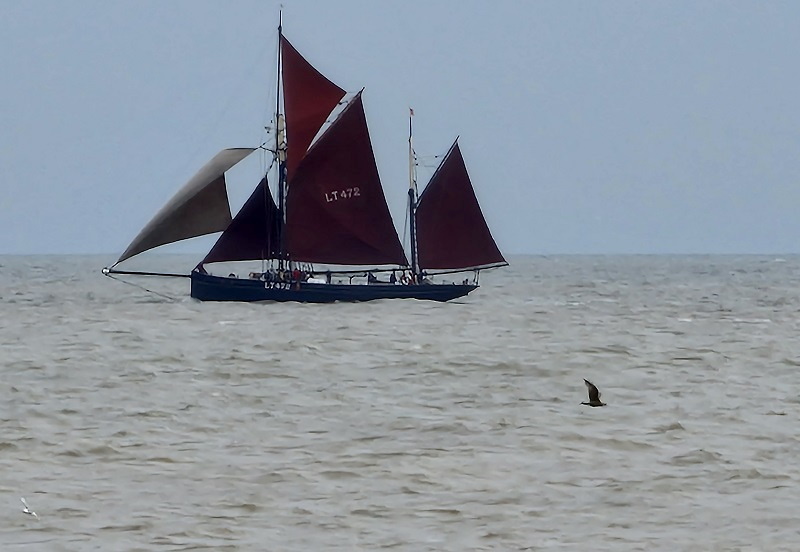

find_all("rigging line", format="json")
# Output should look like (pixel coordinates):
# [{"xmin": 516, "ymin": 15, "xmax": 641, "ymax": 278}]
[
  {"xmin": 103, "ymin": 272, "xmax": 180, "ymax": 302},
  {"xmin": 172, "ymin": 41, "xmax": 276, "ymax": 187},
  {"xmin": 260, "ymin": 37, "xmax": 281, "ymax": 143},
  {"xmin": 208, "ymin": 38, "xmax": 276, "ymax": 150}
]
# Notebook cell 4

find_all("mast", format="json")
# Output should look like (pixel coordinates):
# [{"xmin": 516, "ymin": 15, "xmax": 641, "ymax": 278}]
[
  {"xmin": 276, "ymin": 11, "xmax": 287, "ymax": 271},
  {"xmin": 407, "ymin": 108, "xmax": 419, "ymax": 278}
]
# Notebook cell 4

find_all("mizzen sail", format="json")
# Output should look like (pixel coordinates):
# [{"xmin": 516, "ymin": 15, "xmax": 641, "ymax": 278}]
[
  {"xmin": 116, "ymin": 148, "xmax": 254, "ymax": 264},
  {"xmin": 200, "ymin": 176, "xmax": 282, "ymax": 265},
  {"xmin": 286, "ymin": 93, "xmax": 408, "ymax": 266},
  {"xmin": 281, "ymin": 36, "xmax": 346, "ymax": 182},
  {"xmin": 415, "ymin": 141, "xmax": 506, "ymax": 270}
]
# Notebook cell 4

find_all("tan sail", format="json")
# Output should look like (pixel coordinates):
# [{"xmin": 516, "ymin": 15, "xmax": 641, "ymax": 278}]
[{"xmin": 116, "ymin": 148, "xmax": 254, "ymax": 264}]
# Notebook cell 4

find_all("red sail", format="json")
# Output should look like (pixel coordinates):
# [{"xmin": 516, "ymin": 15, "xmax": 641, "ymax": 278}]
[
  {"xmin": 286, "ymin": 94, "xmax": 408, "ymax": 266},
  {"xmin": 415, "ymin": 141, "xmax": 506, "ymax": 270},
  {"xmin": 281, "ymin": 36, "xmax": 346, "ymax": 182},
  {"xmin": 201, "ymin": 177, "xmax": 282, "ymax": 264}
]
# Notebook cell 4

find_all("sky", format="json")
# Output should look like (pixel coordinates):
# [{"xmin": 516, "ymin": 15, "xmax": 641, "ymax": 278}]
[{"xmin": 1, "ymin": 0, "xmax": 799, "ymax": 256}]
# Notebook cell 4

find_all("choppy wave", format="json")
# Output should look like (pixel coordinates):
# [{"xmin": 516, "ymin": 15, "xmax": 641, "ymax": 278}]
[{"xmin": 3, "ymin": 254, "xmax": 800, "ymax": 550}]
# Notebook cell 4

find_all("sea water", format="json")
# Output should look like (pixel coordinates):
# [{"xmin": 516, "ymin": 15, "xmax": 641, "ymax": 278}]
[{"xmin": 2, "ymin": 254, "xmax": 800, "ymax": 551}]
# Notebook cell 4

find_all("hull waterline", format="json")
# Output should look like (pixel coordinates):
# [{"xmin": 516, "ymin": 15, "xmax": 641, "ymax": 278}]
[{"xmin": 190, "ymin": 272, "xmax": 476, "ymax": 303}]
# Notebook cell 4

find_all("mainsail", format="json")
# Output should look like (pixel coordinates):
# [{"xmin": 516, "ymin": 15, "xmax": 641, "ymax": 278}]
[
  {"xmin": 281, "ymin": 36, "xmax": 346, "ymax": 182},
  {"xmin": 285, "ymin": 93, "xmax": 408, "ymax": 266},
  {"xmin": 415, "ymin": 141, "xmax": 506, "ymax": 271},
  {"xmin": 200, "ymin": 176, "xmax": 282, "ymax": 264},
  {"xmin": 116, "ymin": 148, "xmax": 254, "ymax": 264}
]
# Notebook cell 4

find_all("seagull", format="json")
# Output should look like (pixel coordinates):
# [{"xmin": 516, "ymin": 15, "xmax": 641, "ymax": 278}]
[
  {"xmin": 582, "ymin": 379, "xmax": 606, "ymax": 407},
  {"xmin": 20, "ymin": 497, "xmax": 38, "ymax": 519}
]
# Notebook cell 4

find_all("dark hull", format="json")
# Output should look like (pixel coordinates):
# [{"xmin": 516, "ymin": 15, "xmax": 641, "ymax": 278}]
[{"xmin": 190, "ymin": 272, "xmax": 477, "ymax": 303}]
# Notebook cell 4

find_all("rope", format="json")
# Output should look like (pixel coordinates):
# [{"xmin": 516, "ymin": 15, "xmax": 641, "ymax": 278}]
[{"xmin": 103, "ymin": 272, "xmax": 181, "ymax": 302}]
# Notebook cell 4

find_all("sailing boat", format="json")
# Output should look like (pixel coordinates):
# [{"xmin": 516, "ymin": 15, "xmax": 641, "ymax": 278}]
[{"xmin": 104, "ymin": 20, "xmax": 506, "ymax": 303}]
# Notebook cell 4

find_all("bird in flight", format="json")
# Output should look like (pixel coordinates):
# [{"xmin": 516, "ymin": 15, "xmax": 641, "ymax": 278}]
[
  {"xmin": 20, "ymin": 497, "xmax": 38, "ymax": 519},
  {"xmin": 582, "ymin": 379, "xmax": 606, "ymax": 407}
]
